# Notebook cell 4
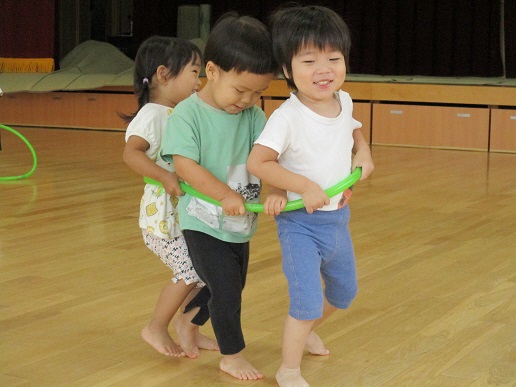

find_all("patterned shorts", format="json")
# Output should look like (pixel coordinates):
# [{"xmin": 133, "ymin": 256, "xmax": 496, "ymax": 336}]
[{"xmin": 142, "ymin": 230, "xmax": 204, "ymax": 287}]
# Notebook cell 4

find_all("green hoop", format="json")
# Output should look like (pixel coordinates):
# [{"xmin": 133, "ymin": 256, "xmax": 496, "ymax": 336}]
[
  {"xmin": 0, "ymin": 124, "xmax": 38, "ymax": 181},
  {"xmin": 144, "ymin": 167, "xmax": 362, "ymax": 213}
]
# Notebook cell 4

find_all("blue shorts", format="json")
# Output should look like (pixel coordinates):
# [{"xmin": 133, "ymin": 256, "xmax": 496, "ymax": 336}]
[{"xmin": 275, "ymin": 206, "xmax": 358, "ymax": 320}]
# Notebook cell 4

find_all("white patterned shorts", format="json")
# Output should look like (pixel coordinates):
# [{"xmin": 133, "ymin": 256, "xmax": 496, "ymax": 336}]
[{"xmin": 142, "ymin": 229, "xmax": 204, "ymax": 287}]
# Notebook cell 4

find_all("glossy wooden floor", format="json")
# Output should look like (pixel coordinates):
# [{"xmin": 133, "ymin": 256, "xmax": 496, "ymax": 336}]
[{"xmin": 1, "ymin": 127, "xmax": 515, "ymax": 386}]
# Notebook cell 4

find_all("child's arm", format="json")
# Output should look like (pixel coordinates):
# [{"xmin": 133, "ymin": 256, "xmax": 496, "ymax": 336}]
[
  {"xmin": 123, "ymin": 136, "xmax": 183, "ymax": 196},
  {"xmin": 173, "ymin": 155, "xmax": 246, "ymax": 216},
  {"xmin": 351, "ymin": 129, "xmax": 375, "ymax": 180},
  {"xmin": 247, "ymin": 145, "xmax": 329, "ymax": 214}
]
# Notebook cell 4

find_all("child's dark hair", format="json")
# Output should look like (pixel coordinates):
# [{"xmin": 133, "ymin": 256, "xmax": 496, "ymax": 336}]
[
  {"xmin": 269, "ymin": 5, "xmax": 351, "ymax": 90},
  {"xmin": 122, "ymin": 36, "xmax": 202, "ymax": 123},
  {"xmin": 204, "ymin": 12, "xmax": 277, "ymax": 75}
]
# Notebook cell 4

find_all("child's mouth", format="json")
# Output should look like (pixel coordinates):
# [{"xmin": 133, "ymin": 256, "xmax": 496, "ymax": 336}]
[{"xmin": 315, "ymin": 80, "xmax": 331, "ymax": 86}]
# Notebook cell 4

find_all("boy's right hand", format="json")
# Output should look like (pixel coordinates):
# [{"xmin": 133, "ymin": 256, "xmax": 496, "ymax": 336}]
[
  {"xmin": 301, "ymin": 181, "xmax": 329, "ymax": 214},
  {"xmin": 220, "ymin": 190, "xmax": 246, "ymax": 216}
]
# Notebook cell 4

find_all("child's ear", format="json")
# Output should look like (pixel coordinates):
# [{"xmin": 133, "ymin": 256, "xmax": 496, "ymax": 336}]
[
  {"xmin": 156, "ymin": 65, "xmax": 169, "ymax": 82},
  {"xmin": 205, "ymin": 61, "xmax": 219, "ymax": 80},
  {"xmin": 282, "ymin": 65, "xmax": 291, "ymax": 79}
]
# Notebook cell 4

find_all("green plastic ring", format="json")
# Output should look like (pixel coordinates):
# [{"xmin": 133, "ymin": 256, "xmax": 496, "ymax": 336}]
[
  {"xmin": 144, "ymin": 167, "xmax": 361, "ymax": 213},
  {"xmin": 0, "ymin": 124, "xmax": 38, "ymax": 181}
]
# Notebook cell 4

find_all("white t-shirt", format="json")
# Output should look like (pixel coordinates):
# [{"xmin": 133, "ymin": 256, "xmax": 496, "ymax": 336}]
[
  {"xmin": 254, "ymin": 90, "xmax": 361, "ymax": 211},
  {"xmin": 125, "ymin": 103, "xmax": 182, "ymax": 239}
]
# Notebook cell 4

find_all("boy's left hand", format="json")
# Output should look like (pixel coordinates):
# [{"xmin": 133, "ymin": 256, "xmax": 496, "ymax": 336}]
[
  {"xmin": 221, "ymin": 190, "xmax": 246, "ymax": 216},
  {"xmin": 162, "ymin": 172, "xmax": 184, "ymax": 197},
  {"xmin": 263, "ymin": 186, "xmax": 287, "ymax": 216}
]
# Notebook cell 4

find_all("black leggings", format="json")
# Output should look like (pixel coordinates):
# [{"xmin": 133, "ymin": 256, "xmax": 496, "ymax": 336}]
[{"xmin": 182, "ymin": 230, "xmax": 249, "ymax": 355}]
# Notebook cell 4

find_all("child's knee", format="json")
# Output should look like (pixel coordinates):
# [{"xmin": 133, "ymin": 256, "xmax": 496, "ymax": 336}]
[{"xmin": 326, "ymin": 280, "xmax": 357, "ymax": 309}]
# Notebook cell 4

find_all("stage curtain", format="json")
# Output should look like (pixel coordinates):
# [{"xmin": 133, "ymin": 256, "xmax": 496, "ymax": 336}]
[
  {"xmin": 341, "ymin": 0, "xmax": 503, "ymax": 77},
  {"xmin": 505, "ymin": 0, "xmax": 516, "ymax": 77},
  {"xmin": 132, "ymin": 0, "xmax": 506, "ymax": 78},
  {"xmin": 0, "ymin": 0, "xmax": 55, "ymax": 59}
]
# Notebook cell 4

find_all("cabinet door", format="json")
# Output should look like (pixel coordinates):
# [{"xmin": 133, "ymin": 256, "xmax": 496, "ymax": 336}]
[
  {"xmin": 490, "ymin": 109, "xmax": 516, "ymax": 153},
  {"xmin": 75, "ymin": 93, "xmax": 136, "ymax": 130},
  {"xmin": 372, "ymin": 104, "xmax": 489, "ymax": 150},
  {"xmin": 0, "ymin": 92, "xmax": 76, "ymax": 127},
  {"xmin": 35, "ymin": 92, "xmax": 77, "ymax": 127},
  {"xmin": 263, "ymin": 98, "xmax": 285, "ymax": 118},
  {"xmin": 372, "ymin": 104, "xmax": 432, "ymax": 147},
  {"xmin": 0, "ymin": 93, "xmax": 25, "ymax": 124}
]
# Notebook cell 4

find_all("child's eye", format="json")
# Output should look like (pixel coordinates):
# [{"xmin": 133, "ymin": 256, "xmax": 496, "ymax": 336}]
[
  {"xmin": 302, "ymin": 60, "xmax": 315, "ymax": 64},
  {"xmin": 235, "ymin": 88, "xmax": 244, "ymax": 93},
  {"xmin": 330, "ymin": 57, "xmax": 342, "ymax": 62}
]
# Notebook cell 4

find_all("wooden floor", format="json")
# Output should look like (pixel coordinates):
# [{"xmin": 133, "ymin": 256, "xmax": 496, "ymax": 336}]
[{"xmin": 1, "ymin": 127, "xmax": 515, "ymax": 386}]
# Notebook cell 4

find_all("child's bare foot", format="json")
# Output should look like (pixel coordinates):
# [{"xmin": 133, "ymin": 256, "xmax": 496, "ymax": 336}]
[
  {"xmin": 219, "ymin": 353, "xmax": 264, "ymax": 380},
  {"xmin": 195, "ymin": 330, "xmax": 219, "ymax": 351},
  {"xmin": 305, "ymin": 331, "xmax": 329, "ymax": 355},
  {"xmin": 276, "ymin": 366, "xmax": 309, "ymax": 387},
  {"xmin": 172, "ymin": 306, "xmax": 218, "ymax": 356},
  {"xmin": 172, "ymin": 315, "xmax": 200, "ymax": 359},
  {"xmin": 141, "ymin": 325, "xmax": 185, "ymax": 357}
]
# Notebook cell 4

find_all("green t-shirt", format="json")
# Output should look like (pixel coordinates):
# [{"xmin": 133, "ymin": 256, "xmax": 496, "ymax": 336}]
[{"xmin": 161, "ymin": 93, "xmax": 266, "ymax": 243}]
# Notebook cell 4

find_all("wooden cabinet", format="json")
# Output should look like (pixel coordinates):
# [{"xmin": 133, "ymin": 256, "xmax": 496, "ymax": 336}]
[
  {"xmin": 0, "ymin": 91, "xmax": 136, "ymax": 130},
  {"xmin": 372, "ymin": 104, "xmax": 489, "ymax": 151},
  {"xmin": 2, "ymin": 83, "xmax": 514, "ymax": 152},
  {"xmin": 34, "ymin": 92, "xmax": 77, "ymax": 127},
  {"xmin": 75, "ymin": 93, "xmax": 135, "ymax": 129},
  {"xmin": 490, "ymin": 109, "xmax": 516, "ymax": 153},
  {"xmin": 1, "ymin": 92, "xmax": 77, "ymax": 127},
  {"xmin": 1, "ymin": 93, "xmax": 23, "ymax": 123},
  {"xmin": 263, "ymin": 98, "xmax": 284, "ymax": 118}
]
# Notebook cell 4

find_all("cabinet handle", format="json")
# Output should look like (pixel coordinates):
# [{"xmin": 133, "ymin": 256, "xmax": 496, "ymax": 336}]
[
  {"xmin": 456, "ymin": 113, "xmax": 471, "ymax": 118},
  {"xmin": 390, "ymin": 110, "xmax": 403, "ymax": 115},
  {"xmin": 88, "ymin": 97, "xmax": 96, "ymax": 102},
  {"xmin": 52, "ymin": 96, "xmax": 62, "ymax": 100}
]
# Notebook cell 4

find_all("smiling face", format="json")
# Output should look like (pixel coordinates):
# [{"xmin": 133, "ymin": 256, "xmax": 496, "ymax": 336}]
[
  {"xmin": 199, "ymin": 61, "xmax": 274, "ymax": 114},
  {"xmin": 162, "ymin": 55, "xmax": 202, "ymax": 108},
  {"xmin": 152, "ymin": 54, "xmax": 202, "ymax": 108},
  {"xmin": 168, "ymin": 55, "xmax": 202, "ymax": 105},
  {"xmin": 285, "ymin": 44, "xmax": 346, "ymax": 107}
]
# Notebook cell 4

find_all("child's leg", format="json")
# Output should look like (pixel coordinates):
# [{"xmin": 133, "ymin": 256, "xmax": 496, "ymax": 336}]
[
  {"xmin": 183, "ymin": 230, "xmax": 263, "ymax": 380},
  {"xmin": 306, "ymin": 206, "xmax": 357, "ymax": 356},
  {"xmin": 276, "ymin": 315, "xmax": 314, "ymax": 387},
  {"xmin": 306, "ymin": 297, "xmax": 337, "ymax": 355},
  {"xmin": 141, "ymin": 280, "xmax": 195, "ymax": 356},
  {"xmin": 172, "ymin": 286, "xmax": 219, "ymax": 358},
  {"xmin": 275, "ymin": 303, "xmax": 336, "ymax": 386}
]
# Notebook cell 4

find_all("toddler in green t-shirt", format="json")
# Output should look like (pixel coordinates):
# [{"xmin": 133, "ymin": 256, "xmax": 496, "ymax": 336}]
[{"xmin": 161, "ymin": 12, "xmax": 278, "ymax": 381}]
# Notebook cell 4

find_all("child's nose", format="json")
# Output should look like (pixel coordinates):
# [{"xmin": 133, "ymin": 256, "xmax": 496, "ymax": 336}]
[
  {"xmin": 241, "ymin": 93, "xmax": 252, "ymax": 104},
  {"xmin": 317, "ymin": 64, "xmax": 331, "ymax": 73}
]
